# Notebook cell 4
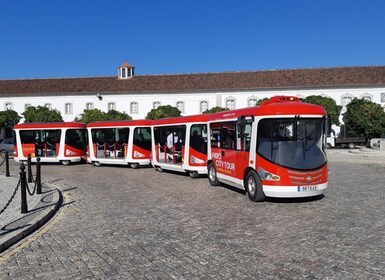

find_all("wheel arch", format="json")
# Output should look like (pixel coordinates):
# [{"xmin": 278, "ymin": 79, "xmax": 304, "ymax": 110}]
[{"xmin": 243, "ymin": 167, "xmax": 258, "ymax": 187}]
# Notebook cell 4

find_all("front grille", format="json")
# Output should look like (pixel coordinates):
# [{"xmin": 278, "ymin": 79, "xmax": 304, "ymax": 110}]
[{"xmin": 288, "ymin": 168, "xmax": 324, "ymax": 185}]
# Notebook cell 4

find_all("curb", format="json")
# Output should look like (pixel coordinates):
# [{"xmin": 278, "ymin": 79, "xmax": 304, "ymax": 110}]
[{"xmin": 0, "ymin": 186, "xmax": 62, "ymax": 253}]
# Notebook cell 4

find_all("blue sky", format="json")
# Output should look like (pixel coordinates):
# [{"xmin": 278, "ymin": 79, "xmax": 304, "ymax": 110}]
[{"xmin": 1, "ymin": 1, "xmax": 385, "ymax": 79}]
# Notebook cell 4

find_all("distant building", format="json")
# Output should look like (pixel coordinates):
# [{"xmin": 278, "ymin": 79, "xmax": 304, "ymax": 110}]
[{"xmin": 1, "ymin": 63, "xmax": 385, "ymax": 128}]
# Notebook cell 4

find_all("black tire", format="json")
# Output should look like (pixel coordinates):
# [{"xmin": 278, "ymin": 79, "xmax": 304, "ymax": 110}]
[
  {"xmin": 245, "ymin": 170, "xmax": 265, "ymax": 202},
  {"xmin": 188, "ymin": 171, "xmax": 199, "ymax": 179},
  {"xmin": 131, "ymin": 163, "xmax": 140, "ymax": 169},
  {"xmin": 208, "ymin": 162, "xmax": 220, "ymax": 186}
]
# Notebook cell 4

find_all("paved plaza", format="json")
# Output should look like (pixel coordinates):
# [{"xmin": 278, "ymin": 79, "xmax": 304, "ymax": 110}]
[{"xmin": 0, "ymin": 149, "xmax": 384, "ymax": 279}]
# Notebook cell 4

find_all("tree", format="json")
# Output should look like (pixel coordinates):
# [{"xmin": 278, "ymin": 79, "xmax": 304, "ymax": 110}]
[
  {"xmin": 0, "ymin": 110, "xmax": 22, "ymax": 127},
  {"xmin": 22, "ymin": 106, "xmax": 63, "ymax": 123},
  {"xmin": 202, "ymin": 106, "xmax": 228, "ymax": 114},
  {"xmin": 303, "ymin": 95, "xmax": 342, "ymax": 125},
  {"xmin": 75, "ymin": 109, "xmax": 132, "ymax": 124},
  {"xmin": 145, "ymin": 105, "xmax": 181, "ymax": 120},
  {"xmin": 105, "ymin": 110, "xmax": 132, "ymax": 121},
  {"xmin": 344, "ymin": 98, "xmax": 385, "ymax": 138},
  {"xmin": 0, "ymin": 110, "xmax": 21, "ymax": 139}
]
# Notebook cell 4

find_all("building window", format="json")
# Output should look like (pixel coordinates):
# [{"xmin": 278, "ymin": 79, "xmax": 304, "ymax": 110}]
[
  {"xmin": 86, "ymin": 102, "xmax": 94, "ymax": 110},
  {"xmin": 121, "ymin": 68, "xmax": 127, "ymax": 78},
  {"xmin": 25, "ymin": 104, "xmax": 31, "ymax": 110},
  {"xmin": 65, "ymin": 103, "xmax": 73, "ymax": 114},
  {"xmin": 200, "ymin": 101, "xmax": 208, "ymax": 113},
  {"xmin": 130, "ymin": 102, "xmax": 138, "ymax": 114},
  {"xmin": 44, "ymin": 103, "xmax": 52, "ymax": 109},
  {"xmin": 247, "ymin": 97, "xmax": 258, "ymax": 107},
  {"xmin": 361, "ymin": 93, "xmax": 372, "ymax": 101},
  {"xmin": 176, "ymin": 101, "xmax": 184, "ymax": 113},
  {"xmin": 225, "ymin": 97, "xmax": 236, "ymax": 110},
  {"xmin": 108, "ymin": 102, "xmax": 116, "ymax": 111},
  {"xmin": 153, "ymin": 101, "xmax": 161, "ymax": 109},
  {"xmin": 341, "ymin": 94, "xmax": 353, "ymax": 108},
  {"xmin": 4, "ymin": 102, "xmax": 13, "ymax": 110}
]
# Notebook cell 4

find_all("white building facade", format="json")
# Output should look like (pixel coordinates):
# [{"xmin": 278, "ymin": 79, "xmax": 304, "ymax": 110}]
[{"xmin": 1, "ymin": 64, "xmax": 385, "ymax": 125}]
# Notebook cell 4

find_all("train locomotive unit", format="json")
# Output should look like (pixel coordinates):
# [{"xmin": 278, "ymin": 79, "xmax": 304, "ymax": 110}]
[{"xmin": 207, "ymin": 96, "xmax": 329, "ymax": 201}]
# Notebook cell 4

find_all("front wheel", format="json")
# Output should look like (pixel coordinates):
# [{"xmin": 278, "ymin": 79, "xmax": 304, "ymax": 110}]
[
  {"xmin": 208, "ymin": 163, "xmax": 220, "ymax": 186},
  {"xmin": 245, "ymin": 170, "xmax": 265, "ymax": 202}
]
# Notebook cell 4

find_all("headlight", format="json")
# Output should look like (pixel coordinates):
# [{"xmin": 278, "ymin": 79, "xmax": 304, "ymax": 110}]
[{"xmin": 258, "ymin": 167, "xmax": 280, "ymax": 181}]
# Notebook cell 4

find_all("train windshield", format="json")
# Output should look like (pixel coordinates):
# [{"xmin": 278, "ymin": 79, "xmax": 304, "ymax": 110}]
[{"xmin": 257, "ymin": 118, "xmax": 326, "ymax": 170}]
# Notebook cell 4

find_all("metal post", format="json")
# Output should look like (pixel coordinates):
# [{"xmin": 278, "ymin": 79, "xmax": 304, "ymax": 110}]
[
  {"xmin": 36, "ymin": 157, "xmax": 42, "ymax": 194},
  {"xmin": 27, "ymin": 154, "xmax": 32, "ymax": 183},
  {"xmin": 5, "ymin": 151, "xmax": 10, "ymax": 177},
  {"xmin": 20, "ymin": 163, "xmax": 28, "ymax": 214}
]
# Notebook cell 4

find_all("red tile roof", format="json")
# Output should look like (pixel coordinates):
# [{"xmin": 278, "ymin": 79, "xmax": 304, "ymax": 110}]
[{"xmin": 1, "ymin": 66, "xmax": 385, "ymax": 97}]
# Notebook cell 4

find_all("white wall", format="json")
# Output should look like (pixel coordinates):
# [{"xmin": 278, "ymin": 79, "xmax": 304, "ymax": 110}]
[{"xmin": 1, "ymin": 87, "xmax": 385, "ymax": 123}]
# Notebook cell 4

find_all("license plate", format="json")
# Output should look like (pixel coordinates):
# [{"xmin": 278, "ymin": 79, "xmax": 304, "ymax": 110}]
[{"xmin": 298, "ymin": 185, "xmax": 318, "ymax": 192}]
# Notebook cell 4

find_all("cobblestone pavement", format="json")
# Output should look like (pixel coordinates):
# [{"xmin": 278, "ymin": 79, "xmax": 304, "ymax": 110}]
[{"xmin": 0, "ymin": 151, "xmax": 384, "ymax": 279}]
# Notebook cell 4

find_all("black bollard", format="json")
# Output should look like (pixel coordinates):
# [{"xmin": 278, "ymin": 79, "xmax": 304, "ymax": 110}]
[
  {"xmin": 36, "ymin": 157, "xmax": 42, "ymax": 194},
  {"xmin": 27, "ymin": 154, "xmax": 32, "ymax": 183},
  {"xmin": 5, "ymin": 151, "xmax": 10, "ymax": 177},
  {"xmin": 20, "ymin": 163, "xmax": 28, "ymax": 214}
]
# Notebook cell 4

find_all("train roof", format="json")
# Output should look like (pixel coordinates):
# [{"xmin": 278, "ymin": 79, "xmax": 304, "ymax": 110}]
[
  {"xmin": 87, "ymin": 119, "xmax": 152, "ymax": 128},
  {"xmin": 14, "ymin": 122, "xmax": 87, "ymax": 129},
  {"xmin": 151, "ymin": 113, "xmax": 210, "ymax": 126},
  {"xmin": 208, "ymin": 96, "xmax": 327, "ymax": 121}
]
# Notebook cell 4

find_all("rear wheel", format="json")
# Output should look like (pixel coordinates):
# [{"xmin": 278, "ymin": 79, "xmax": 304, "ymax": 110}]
[
  {"xmin": 348, "ymin": 143, "xmax": 355, "ymax": 149},
  {"xmin": 208, "ymin": 163, "xmax": 220, "ymax": 186},
  {"xmin": 245, "ymin": 170, "xmax": 265, "ymax": 202},
  {"xmin": 188, "ymin": 171, "xmax": 199, "ymax": 179},
  {"xmin": 131, "ymin": 163, "xmax": 140, "ymax": 169}
]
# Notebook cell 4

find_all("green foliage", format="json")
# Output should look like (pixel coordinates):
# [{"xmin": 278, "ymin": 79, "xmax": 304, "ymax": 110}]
[
  {"xmin": 145, "ymin": 105, "xmax": 181, "ymax": 120},
  {"xmin": 22, "ymin": 106, "xmax": 63, "ymax": 123},
  {"xmin": 344, "ymin": 98, "xmax": 385, "ymax": 138},
  {"xmin": 303, "ymin": 95, "xmax": 342, "ymax": 125},
  {"xmin": 0, "ymin": 109, "xmax": 22, "ymax": 127},
  {"xmin": 202, "ymin": 106, "xmax": 228, "ymax": 114},
  {"xmin": 75, "ymin": 109, "xmax": 132, "ymax": 124},
  {"xmin": 257, "ymin": 98, "xmax": 269, "ymax": 105},
  {"xmin": 105, "ymin": 110, "xmax": 132, "ymax": 121}
]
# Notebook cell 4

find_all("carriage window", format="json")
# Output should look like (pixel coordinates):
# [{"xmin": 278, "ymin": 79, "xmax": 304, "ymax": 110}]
[
  {"xmin": 65, "ymin": 129, "xmax": 87, "ymax": 151},
  {"xmin": 210, "ymin": 120, "xmax": 252, "ymax": 151},
  {"xmin": 133, "ymin": 127, "xmax": 151, "ymax": 151},
  {"xmin": 210, "ymin": 122, "xmax": 236, "ymax": 150},
  {"xmin": 154, "ymin": 125, "xmax": 186, "ymax": 151},
  {"xmin": 91, "ymin": 128, "xmax": 129, "ymax": 158},
  {"xmin": 190, "ymin": 124, "xmax": 207, "ymax": 154}
]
